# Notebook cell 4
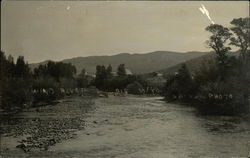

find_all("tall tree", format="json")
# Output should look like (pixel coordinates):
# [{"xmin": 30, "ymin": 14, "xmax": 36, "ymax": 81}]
[
  {"xmin": 230, "ymin": 18, "xmax": 250, "ymax": 56},
  {"xmin": 176, "ymin": 64, "xmax": 194, "ymax": 98},
  {"xmin": 95, "ymin": 65, "xmax": 107, "ymax": 89},
  {"xmin": 117, "ymin": 64, "xmax": 126, "ymax": 77},
  {"xmin": 206, "ymin": 24, "xmax": 232, "ymax": 67},
  {"xmin": 79, "ymin": 68, "xmax": 86, "ymax": 78},
  {"xmin": 15, "ymin": 56, "xmax": 31, "ymax": 78},
  {"xmin": 106, "ymin": 64, "xmax": 113, "ymax": 79},
  {"xmin": 230, "ymin": 18, "xmax": 250, "ymax": 91}
]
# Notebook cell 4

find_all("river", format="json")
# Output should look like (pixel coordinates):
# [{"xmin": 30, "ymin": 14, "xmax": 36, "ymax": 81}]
[
  {"xmin": 52, "ymin": 95, "xmax": 250, "ymax": 158},
  {"xmin": 1, "ymin": 95, "xmax": 250, "ymax": 158}
]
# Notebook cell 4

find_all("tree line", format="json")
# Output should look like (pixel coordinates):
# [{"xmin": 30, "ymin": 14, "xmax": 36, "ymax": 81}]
[
  {"xmin": 0, "ymin": 53, "xmax": 150, "ymax": 111},
  {"xmin": 163, "ymin": 17, "xmax": 250, "ymax": 115},
  {"xmin": 0, "ymin": 54, "xmax": 33, "ymax": 110},
  {"xmin": 0, "ymin": 54, "xmax": 91, "ymax": 111},
  {"xmin": 94, "ymin": 64, "xmax": 149, "ymax": 94}
]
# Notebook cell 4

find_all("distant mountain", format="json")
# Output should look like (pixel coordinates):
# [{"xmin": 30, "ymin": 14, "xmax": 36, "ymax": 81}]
[{"xmin": 29, "ymin": 51, "xmax": 209, "ymax": 74}]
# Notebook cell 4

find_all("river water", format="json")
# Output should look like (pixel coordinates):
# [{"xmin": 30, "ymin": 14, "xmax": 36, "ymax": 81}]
[
  {"xmin": 50, "ymin": 95, "xmax": 250, "ymax": 158},
  {"xmin": 1, "ymin": 95, "xmax": 250, "ymax": 158}
]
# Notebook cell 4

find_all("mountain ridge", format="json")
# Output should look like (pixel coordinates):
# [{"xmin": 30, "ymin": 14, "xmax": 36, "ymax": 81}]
[{"xmin": 29, "ymin": 51, "xmax": 209, "ymax": 74}]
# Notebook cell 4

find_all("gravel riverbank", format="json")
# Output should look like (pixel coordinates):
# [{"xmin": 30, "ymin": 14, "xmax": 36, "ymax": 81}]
[{"xmin": 0, "ymin": 96, "xmax": 95, "ymax": 156}]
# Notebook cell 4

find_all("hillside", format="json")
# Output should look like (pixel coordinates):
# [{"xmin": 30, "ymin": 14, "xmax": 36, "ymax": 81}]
[
  {"xmin": 29, "ymin": 51, "xmax": 209, "ymax": 74},
  {"xmin": 159, "ymin": 51, "xmax": 239, "ymax": 76}
]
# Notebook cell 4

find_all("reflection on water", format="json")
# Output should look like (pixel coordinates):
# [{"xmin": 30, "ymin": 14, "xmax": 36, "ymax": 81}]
[{"xmin": 202, "ymin": 116, "xmax": 247, "ymax": 133}]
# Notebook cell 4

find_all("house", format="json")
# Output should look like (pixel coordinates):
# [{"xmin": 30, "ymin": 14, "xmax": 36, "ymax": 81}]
[
  {"xmin": 151, "ymin": 72, "xmax": 163, "ymax": 77},
  {"xmin": 156, "ymin": 72, "xmax": 163, "ymax": 77},
  {"xmin": 125, "ymin": 69, "xmax": 133, "ymax": 75},
  {"xmin": 111, "ymin": 69, "xmax": 133, "ymax": 76}
]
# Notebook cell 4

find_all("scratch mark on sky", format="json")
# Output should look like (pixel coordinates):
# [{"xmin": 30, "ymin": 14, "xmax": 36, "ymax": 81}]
[{"xmin": 199, "ymin": 4, "xmax": 215, "ymax": 24}]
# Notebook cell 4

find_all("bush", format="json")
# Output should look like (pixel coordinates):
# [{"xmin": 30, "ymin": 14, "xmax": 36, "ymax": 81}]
[
  {"xmin": 32, "ymin": 77, "xmax": 59, "ymax": 103},
  {"xmin": 126, "ymin": 81, "xmax": 143, "ymax": 95},
  {"xmin": 198, "ymin": 78, "xmax": 249, "ymax": 115},
  {"xmin": 164, "ymin": 64, "xmax": 196, "ymax": 101},
  {"xmin": 1, "ymin": 78, "xmax": 32, "ymax": 110}
]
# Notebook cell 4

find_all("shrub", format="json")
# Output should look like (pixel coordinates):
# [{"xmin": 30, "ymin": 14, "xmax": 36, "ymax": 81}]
[
  {"xmin": 198, "ymin": 78, "xmax": 249, "ymax": 115},
  {"xmin": 32, "ymin": 77, "xmax": 59, "ymax": 103},
  {"xmin": 126, "ymin": 81, "xmax": 143, "ymax": 95},
  {"xmin": 1, "ymin": 78, "xmax": 32, "ymax": 110}
]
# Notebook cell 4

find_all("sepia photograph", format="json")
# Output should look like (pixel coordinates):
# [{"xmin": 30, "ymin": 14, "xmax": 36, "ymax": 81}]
[{"xmin": 0, "ymin": 0, "xmax": 250, "ymax": 157}]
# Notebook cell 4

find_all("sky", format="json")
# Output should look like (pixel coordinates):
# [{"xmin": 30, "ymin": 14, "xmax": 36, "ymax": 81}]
[{"xmin": 1, "ymin": 1, "xmax": 249, "ymax": 63}]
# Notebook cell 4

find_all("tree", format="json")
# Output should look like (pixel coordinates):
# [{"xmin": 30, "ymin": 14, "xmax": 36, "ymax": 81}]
[
  {"xmin": 164, "ymin": 74, "xmax": 177, "ymax": 100},
  {"xmin": 79, "ymin": 68, "xmax": 86, "ymax": 78},
  {"xmin": 0, "ymin": 54, "xmax": 32, "ymax": 110},
  {"xmin": 230, "ymin": 18, "xmax": 250, "ymax": 100},
  {"xmin": 117, "ymin": 64, "xmax": 126, "ymax": 77},
  {"xmin": 15, "ymin": 56, "xmax": 31, "ymax": 78},
  {"xmin": 95, "ymin": 65, "xmax": 107, "ymax": 89},
  {"xmin": 164, "ymin": 64, "xmax": 195, "ymax": 100},
  {"xmin": 0, "ymin": 51, "xmax": 15, "ymax": 79},
  {"xmin": 77, "ymin": 68, "xmax": 88, "ymax": 88},
  {"xmin": 206, "ymin": 24, "xmax": 232, "ymax": 67},
  {"xmin": 106, "ymin": 64, "xmax": 113, "ymax": 78},
  {"xmin": 194, "ymin": 57, "xmax": 220, "ymax": 85},
  {"xmin": 34, "ymin": 64, "xmax": 47, "ymax": 78},
  {"xmin": 198, "ymin": 20, "xmax": 250, "ymax": 115},
  {"xmin": 230, "ymin": 18, "xmax": 250, "ymax": 56},
  {"xmin": 176, "ymin": 64, "xmax": 195, "ymax": 99},
  {"xmin": 33, "ymin": 61, "xmax": 76, "ymax": 80}
]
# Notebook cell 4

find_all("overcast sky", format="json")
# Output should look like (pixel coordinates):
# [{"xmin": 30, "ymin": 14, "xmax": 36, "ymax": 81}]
[{"xmin": 1, "ymin": 1, "xmax": 249, "ymax": 63}]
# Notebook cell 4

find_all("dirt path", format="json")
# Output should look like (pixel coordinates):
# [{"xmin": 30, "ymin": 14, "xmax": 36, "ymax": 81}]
[{"xmin": 1, "ymin": 95, "xmax": 250, "ymax": 158}]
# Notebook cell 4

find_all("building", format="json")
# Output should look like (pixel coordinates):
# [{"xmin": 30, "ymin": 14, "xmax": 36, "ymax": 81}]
[{"xmin": 111, "ymin": 68, "xmax": 133, "ymax": 76}]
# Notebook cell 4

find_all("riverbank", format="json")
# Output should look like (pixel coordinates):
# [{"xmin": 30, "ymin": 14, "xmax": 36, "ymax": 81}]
[
  {"xmin": 163, "ymin": 97, "xmax": 250, "ymax": 117},
  {"xmin": 0, "ymin": 96, "xmax": 95, "ymax": 156}
]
